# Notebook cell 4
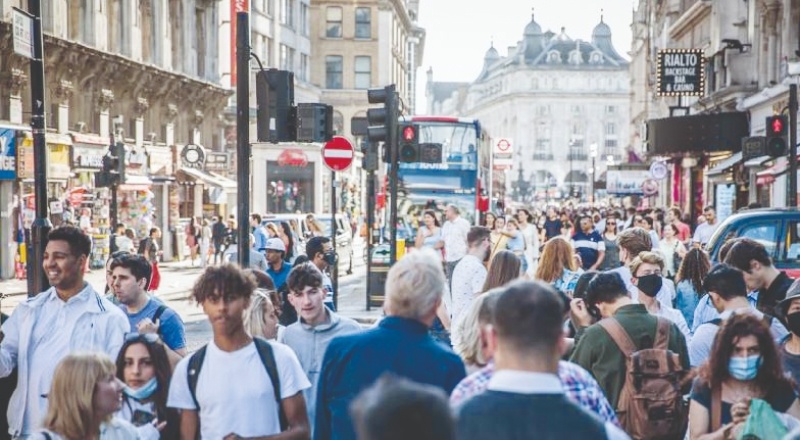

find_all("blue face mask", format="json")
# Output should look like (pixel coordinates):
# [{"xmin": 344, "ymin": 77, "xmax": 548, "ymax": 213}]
[
  {"xmin": 728, "ymin": 355, "xmax": 762, "ymax": 381},
  {"xmin": 123, "ymin": 377, "xmax": 158, "ymax": 400}
]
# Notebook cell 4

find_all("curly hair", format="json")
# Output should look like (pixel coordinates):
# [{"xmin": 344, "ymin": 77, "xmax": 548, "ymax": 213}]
[
  {"xmin": 675, "ymin": 248, "xmax": 711, "ymax": 293},
  {"xmin": 535, "ymin": 237, "xmax": 576, "ymax": 283},
  {"xmin": 191, "ymin": 263, "xmax": 256, "ymax": 304},
  {"xmin": 699, "ymin": 314, "xmax": 792, "ymax": 393}
]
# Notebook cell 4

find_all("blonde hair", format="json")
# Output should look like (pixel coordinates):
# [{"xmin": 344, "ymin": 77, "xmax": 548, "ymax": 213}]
[
  {"xmin": 454, "ymin": 293, "xmax": 494, "ymax": 367},
  {"xmin": 385, "ymin": 248, "xmax": 444, "ymax": 320},
  {"xmin": 245, "ymin": 290, "xmax": 277, "ymax": 338},
  {"xmin": 535, "ymin": 237, "xmax": 576, "ymax": 283},
  {"xmin": 629, "ymin": 251, "xmax": 665, "ymax": 276},
  {"xmin": 42, "ymin": 352, "xmax": 117, "ymax": 440}
]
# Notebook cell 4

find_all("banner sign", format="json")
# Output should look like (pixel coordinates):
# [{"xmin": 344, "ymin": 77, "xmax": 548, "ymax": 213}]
[
  {"xmin": 656, "ymin": 49, "xmax": 705, "ymax": 97},
  {"xmin": 0, "ymin": 129, "xmax": 17, "ymax": 180}
]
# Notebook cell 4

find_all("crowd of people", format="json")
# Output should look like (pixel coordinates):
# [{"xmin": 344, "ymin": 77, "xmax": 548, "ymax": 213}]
[{"xmin": 4, "ymin": 201, "xmax": 800, "ymax": 439}]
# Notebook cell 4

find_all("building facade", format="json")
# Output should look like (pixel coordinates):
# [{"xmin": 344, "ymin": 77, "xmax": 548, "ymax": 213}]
[
  {"xmin": 631, "ymin": 0, "xmax": 800, "ymax": 222},
  {"xmin": 0, "ymin": 0, "xmax": 231, "ymax": 278},
  {"xmin": 426, "ymin": 13, "xmax": 630, "ymax": 203}
]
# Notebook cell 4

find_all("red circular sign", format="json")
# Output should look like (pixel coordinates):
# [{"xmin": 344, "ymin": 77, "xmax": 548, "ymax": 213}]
[
  {"xmin": 323, "ymin": 136, "xmax": 355, "ymax": 172},
  {"xmin": 497, "ymin": 139, "xmax": 511, "ymax": 151}
]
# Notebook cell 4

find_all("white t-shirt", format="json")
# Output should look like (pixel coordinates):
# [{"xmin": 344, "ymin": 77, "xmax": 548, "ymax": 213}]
[
  {"xmin": 693, "ymin": 221, "xmax": 719, "ymax": 246},
  {"xmin": 449, "ymin": 255, "xmax": 487, "ymax": 347},
  {"xmin": 442, "ymin": 216, "xmax": 471, "ymax": 262},
  {"xmin": 167, "ymin": 340, "xmax": 310, "ymax": 439}
]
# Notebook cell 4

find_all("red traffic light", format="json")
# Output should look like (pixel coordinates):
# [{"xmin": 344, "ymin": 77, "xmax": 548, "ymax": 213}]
[
  {"xmin": 768, "ymin": 115, "xmax": 787, "ymax": 135},
  {"xmin": 402, "ymin": 125, "xmax": 416, "ymax": 142},
  {"xmin": 772, "ymin": 118, "xmax": 784, "ymax": 134}
]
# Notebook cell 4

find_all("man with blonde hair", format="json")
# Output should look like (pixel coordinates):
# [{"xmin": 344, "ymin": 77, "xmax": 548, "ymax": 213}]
[
  {"xmin": 609, "ymin": 227, "xmax": 673, "ymax": 306},
  {"xmin": 629, "ymin": 252, "xmax": 690, "ymax": 341},
  {"xmin": 314, "ymin": 248, "xmax": 466, "ymax": 440}
]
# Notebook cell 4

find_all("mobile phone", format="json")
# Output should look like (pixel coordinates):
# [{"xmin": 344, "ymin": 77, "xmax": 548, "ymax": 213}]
[{"xmin": 132, "ymin": 409, "xmax": 156, "ymax": 426}]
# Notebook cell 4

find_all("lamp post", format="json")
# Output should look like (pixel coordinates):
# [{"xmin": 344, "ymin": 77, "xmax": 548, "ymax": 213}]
[{"xmin": 589, "ymin": 143, "xmax": 598, "ymax": 204}]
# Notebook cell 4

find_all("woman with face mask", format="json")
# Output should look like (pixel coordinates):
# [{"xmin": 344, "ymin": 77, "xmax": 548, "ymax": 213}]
[
  {"xmin": 115, "ymin": 334, "xmax": 176, "ymax": 439},
  {"xmin": 630, "ymin": 252, "xmax": 691, "ymax": 343},
  {"xmin": 688, "ymin": 314, "xmax": 800, "ymax": 439},
  {"xmin": 777, "ymin": 280, "xmax": 800, "ymax": 389}
]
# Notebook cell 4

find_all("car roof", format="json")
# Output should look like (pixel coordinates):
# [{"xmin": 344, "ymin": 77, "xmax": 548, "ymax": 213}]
[{"xmin": 722, "ymin": 208, "xmax": 800, "ymax": 220}]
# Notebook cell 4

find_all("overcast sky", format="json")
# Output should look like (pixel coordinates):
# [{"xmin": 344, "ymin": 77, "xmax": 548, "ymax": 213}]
[{"xmin": 415, "ymin": 0, "xmax": 635, "ymax": 113}]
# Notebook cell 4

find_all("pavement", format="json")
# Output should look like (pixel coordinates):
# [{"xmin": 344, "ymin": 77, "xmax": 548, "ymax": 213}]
[{"xmin": 0, "ymin": 239, "xmax": 381, "ymax": 352}]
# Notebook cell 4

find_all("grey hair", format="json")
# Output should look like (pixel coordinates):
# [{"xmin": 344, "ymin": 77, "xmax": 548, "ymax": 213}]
[
  {"xmin": 385, "ymin": 248, "xmax": 445, "ymax": 320},
  {"xmin": 446, "ymin": 204, "xmax": 460, "ymax": 215}
]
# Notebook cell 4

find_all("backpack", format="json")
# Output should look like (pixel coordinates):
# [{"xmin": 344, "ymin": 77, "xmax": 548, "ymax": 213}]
[
  {"xmin": 187, "ymin": 337, "xmax": 287, "ymax": 431},
  {"xmin": 599, "ymin": 317, "xmax": 687, "ymax": 440}
]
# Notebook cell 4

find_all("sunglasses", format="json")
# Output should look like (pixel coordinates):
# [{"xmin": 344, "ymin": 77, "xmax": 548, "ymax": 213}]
[{"xmin": 124, "ymin": 333, "xmax": 159, "ymax": 344}]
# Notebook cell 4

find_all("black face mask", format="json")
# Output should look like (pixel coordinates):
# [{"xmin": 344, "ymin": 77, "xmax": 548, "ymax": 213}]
[
  {"xmin": 323, "ymin": 251, "xmax": 337, "ymax": 266},
  {"xmin": 636, "ymin": 274, "xmax": 663, "ymax": 298},
  {"xmin": 787, "ymin": 312, "xmax": 800, "ymax": 336}
]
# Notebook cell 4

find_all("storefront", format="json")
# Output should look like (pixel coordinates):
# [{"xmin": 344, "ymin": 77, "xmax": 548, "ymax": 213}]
[
  {"xmin": 17, "ymin": 132, "xmax": 73, "ymax": 227},
  {"xmin": 0, "ymin": 126, "xmax": 21, "ymax": 279},
  {"xmin": 176, "ymin": 144, "xmax": 237, "ymax": 220},
  {"xmin": 251, "ymin": 143, "xmax": 325, "ymax": 215},
  {"xmin": 148, "ymin": 144, "xmax": 176, "ymax": 261},
  {"xmin": 117, "ymin": 144, "xmax": 154, "ymax": 240}
]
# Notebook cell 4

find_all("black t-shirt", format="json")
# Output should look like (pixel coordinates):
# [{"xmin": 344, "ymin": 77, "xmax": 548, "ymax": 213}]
[
  {"xmin": 782, "ymin": 341, "xmax": 800, "ymax": 394},
  {"xmin": 543, "ymin": 218, "xmax": 563, "ymax": 240},
  {"xmin": 757, "ymin": 272, "xmax": 794, "ymax": 316},
  {"xmin": 690, "ymin": 377, "xmax": 796, "ymax": 426}
]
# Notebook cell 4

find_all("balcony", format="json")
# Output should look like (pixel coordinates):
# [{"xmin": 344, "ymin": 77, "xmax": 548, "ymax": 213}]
[{"xmin": 532, "ymin": 153, "xmax": 554, "ymax": 161}]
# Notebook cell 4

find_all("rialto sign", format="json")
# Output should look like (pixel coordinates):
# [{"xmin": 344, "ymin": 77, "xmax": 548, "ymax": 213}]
[{"xmin": 656, "ymin": 49, "xmax": 705, "ymax": 97}]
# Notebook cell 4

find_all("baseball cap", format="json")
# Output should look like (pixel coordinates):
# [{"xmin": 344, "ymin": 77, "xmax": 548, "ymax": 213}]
[{"xmin": 264, "ymin": 237, "xmax": 286, "ymax": 253}]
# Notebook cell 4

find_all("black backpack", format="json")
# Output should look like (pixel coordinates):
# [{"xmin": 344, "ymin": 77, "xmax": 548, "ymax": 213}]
[{"xmin": 187, "ymin": 337, "xmax": 286, "ymax": 431}]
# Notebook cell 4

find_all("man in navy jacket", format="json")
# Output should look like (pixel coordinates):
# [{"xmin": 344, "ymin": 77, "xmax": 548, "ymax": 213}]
[{"xmin": 314, "ymin": 248, "xmax": 466, "ymax": 440}]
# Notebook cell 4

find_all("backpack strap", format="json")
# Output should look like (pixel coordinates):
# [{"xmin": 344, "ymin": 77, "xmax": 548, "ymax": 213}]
[
  {"xmin": 711, "ymin": 383, "xmax": 722, "ymax": 433},
  {"xmin": 42, "ymin": 433, "xmax": 52, "ymax": 440},
  {"xmin": 598, "ymin": 318, "xmax": 638, "ymax": 357},
  {"xmin": 187, "ymin": 345, "xmax": 208, "ymax": 411},
  {"xmin": 654, "ymin": 317, "xmax": 671, "ymax": 350},
  {"xmin": 253, "ymin": 337, "xmax": 288, "ymax": 431},
  {"xmin": 152, "ymin": 304, "xmax": 167, "ymax": 324}
]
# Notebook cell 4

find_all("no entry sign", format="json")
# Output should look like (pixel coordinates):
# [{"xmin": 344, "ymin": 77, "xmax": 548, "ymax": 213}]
[{"xmin": 323, "ymin": 136, "xmax": 354, "ymax": 172}]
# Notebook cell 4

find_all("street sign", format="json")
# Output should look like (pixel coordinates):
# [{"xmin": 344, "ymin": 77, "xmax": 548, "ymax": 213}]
[
  {"xmin": 12, "ymin": 8, "xmax": 34, "ymax": 60},
  {"xmin": 656, "ymin": 49, "xmax": 705, "ymax": 97},
  {"xmin": 323, "ymin": 136, "xmax": 354, "ymax": 171},
  {"xmin": 493, "ymin": 138, "xmax": 513, "ymax": 170},
  {"xmin": 742, "ymin": 136, "xmax": 766, "ymax": 160}
]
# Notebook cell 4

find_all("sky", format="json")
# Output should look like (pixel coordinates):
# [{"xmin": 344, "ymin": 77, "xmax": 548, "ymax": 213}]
[{"xmin": 415, "ymin": 0, "xmax": 635, "ymax": 113}]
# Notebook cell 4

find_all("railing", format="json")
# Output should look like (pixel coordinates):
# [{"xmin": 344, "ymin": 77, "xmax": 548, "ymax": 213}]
[
  {"xmin": 567, "ymin": 152, "xmax": 588, "ymax": 161},
  {"xmin": 532, "ymin": 153, "xmax": 554, "ymax": 160}
]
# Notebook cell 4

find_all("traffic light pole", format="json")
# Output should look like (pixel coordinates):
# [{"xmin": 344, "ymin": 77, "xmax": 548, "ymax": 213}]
[
  {"xmin": 28, "ymin": 0, "xmax": 51, "ymax": 297},
  {"xmin": 331, "ymin": 170, "xmax": 338, "ymax": 309},
  {"xmin": 236, "ymin": 11, "xmax": 250, "ymax": 268},
  {"xmin": 389, "ymin": 92, "xmax": 399, "ymax": 266},
  {"xmin": 790, "ymin": 84, "xmax": 798, "ymax": 207}
]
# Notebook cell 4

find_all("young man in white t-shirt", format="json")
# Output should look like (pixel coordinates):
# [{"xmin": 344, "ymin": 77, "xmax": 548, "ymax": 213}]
[{"xmin": 167, "ymin": 264, "xmax": 311, "ymax": 439}]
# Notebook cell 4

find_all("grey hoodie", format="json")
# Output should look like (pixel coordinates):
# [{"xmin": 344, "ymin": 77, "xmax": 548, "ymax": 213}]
[{"xmin": 279, "ymin": 310, "xmax": 362, "ymax": 430}]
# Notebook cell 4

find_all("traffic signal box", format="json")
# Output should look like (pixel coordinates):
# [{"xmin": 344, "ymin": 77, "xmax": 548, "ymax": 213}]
[
  {"xmin": 256, "ymin": 69, "xmax": 334, "ymax": 143},
  {"xmin": 366, "ymin": 85, "xmax": 398, "ymax": 164},
  {"xmin": 96, "ymin": 143, "xmax": 125, "ymax": 188},
  {"xmin": 766, "ymin": 115, "xmax": 788, "ymax": 157}
]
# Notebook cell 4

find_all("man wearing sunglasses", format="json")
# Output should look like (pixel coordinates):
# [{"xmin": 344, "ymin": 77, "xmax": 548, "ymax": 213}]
[
  {"xmin": 0, "ymin": 226, "xmax": 129, "ymax": 439},
  {"xmin": 111, "ymin": 254, "xmax": 187, "ymax": 367}
]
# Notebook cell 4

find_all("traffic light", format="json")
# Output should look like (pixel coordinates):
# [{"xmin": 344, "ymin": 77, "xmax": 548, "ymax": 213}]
[
  {"xmin": 766, "ymin": 115, "xmax": 788, "ymax": 157},
  {"xmin": 296, "ymin": 103, "xmax": 333, "ymax": 143},
  {"xmin": 398, "ymin": 123, "xmax": 418, "ymax": 162},
  {"xmin": 96, "ymin": 143, "xmax": 124, "ymax": 188},
  {"xmin": 366, "ymin": 85, "xmax": 397, "ymax": 162},
  {"xmin": 256, "ymin": 69, "xmax": 295, "ymax": 142}
]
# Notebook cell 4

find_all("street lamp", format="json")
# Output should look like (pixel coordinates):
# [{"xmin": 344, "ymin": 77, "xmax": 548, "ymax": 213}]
[{"xmin": 589, "ymin": 143, "xmax": 598, "ymax": 204}]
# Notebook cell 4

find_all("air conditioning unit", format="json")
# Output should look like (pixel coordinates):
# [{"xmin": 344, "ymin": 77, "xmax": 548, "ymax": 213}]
[{"xmin": 73, "ymin": 121, "xmax": 87, "ymax": 133}]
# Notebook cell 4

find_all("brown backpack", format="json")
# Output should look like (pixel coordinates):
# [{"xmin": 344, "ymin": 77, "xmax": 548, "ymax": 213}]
[{"xmin": 599, "ymin": 317, "xmax": 688, "ymax": 440}]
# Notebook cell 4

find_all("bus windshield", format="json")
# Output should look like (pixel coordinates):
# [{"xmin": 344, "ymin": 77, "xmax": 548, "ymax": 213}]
[{"xmin": 416, "ymin": 123, "xmax": 478, "ymax": 164}]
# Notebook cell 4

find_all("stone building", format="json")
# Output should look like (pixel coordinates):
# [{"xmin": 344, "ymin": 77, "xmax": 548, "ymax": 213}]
[
  {"xmin": 426, "ymin": 13, "xmax": 630, "ymax": 202},
  {"xmin": 630, "ymin": 0, "xmax": 800, "ymax": 221},
  {"xmin": 0, "ymin": 0, "xmax": 231, "ymax": 277}
]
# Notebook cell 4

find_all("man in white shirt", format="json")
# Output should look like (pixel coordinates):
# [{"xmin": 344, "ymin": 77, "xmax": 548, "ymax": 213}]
[
  {"xmin": 0, "ymin": 226, "xmax": 128, "ymax": 438},
  {"xmin": 629, "ymin": 252, "xmax": 691, "ymax": 342},
  {"xmin": 168, "ymin": 264, "xmax": 311, "ymax": 439},
  {"xmin": 692, "ymin": 206, "xmax": 720, "ymax": 248},
  {"xmin": 438, "ymin": 204, "xmax": 471, "ymax": 288},
  {"xmin": 449, "ymin": 226, "xmax": 491, "ymax": 347},
  {"xmin": 689, "ymin": 264, "xmax": 788, "ymax": 367}
]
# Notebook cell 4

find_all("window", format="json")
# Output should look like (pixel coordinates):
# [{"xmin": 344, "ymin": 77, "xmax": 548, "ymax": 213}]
[
  {"xmin": 537, "ymin": 105, "xmax": 550, "ymax": 116},
  {"xmin": 605, "ymin": 123, "xmax": 616, "ymax": 136},
  {"xmin": 298, "ymin": 54, "xmax": 308, "ymax": 81},
  {"xmin": 326, "ymin": 55, "xmax": 343, "ymax": 89},
  {"xmin": 535, "ymin": 138, "xmax": 550, "ymax": 152},
  {"xmin": 571, "ymin": 105, "xmax": 582, "ymax": 114},
  {"xmin": 355, "ymin": 7, "xmax": 371, "ymax": 38},
  {"xmin": 604, "ymin": 139, "xmax": 618, "ymax": 149},
  {"xmin": 280, "ymin": 44, "xmax": 295, "ymax": 71},
  {"xmin": 300, "ymin": 3, "xmax": 309, "ymax": 36},
  {"xmin": 280, "ymin": 0, "xmax": 294, "ymax": 27},
  {"xmin": 571, "ymin": 123, "xmax": 583, "ymax": 136},
  {"xmin": 326, "ymin": 7, "xmax": 342, "ymax": 38},
  {"xmin": 606, "ymin": 105, "xmax": 616, "ymax": 114},
  {"xmin": 354, "ymin": 56, "xmax": 371, "ymax": 89},
  {"xmin": 739, "ymin": 222, "xmax": 778, "ymax": 258}
]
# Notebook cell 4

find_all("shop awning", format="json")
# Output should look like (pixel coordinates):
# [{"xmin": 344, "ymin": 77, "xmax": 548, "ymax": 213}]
[
  {"xmin": 119, "ymin": 174, "xmax": 153, "ymax": 191},
  {"xmin": 178, "ymin": 167, "xmax": 237, "ymax": 189},
  {"xmin": 744, "ymin": 155, "xmax": 772, "ymax": 167},
  {"xmin": 707, "ymin": 152, "xmax": 743, "ymax": 176}
]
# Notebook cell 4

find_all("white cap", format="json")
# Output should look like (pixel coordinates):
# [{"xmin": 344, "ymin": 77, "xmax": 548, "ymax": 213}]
[{"xmin": 264, "ymin": 237, "xmax": 286, "ymax": 253}]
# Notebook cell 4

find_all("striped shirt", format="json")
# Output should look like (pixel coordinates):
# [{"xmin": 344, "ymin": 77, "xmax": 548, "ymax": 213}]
[{"xmin": 572, "ymin": 230, "xmax": 606, "ymax": 269}]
